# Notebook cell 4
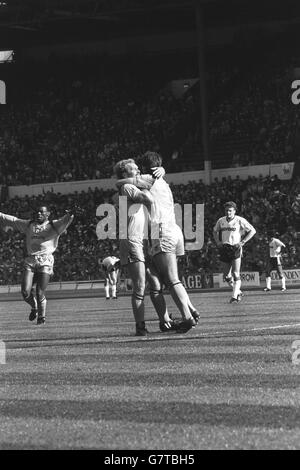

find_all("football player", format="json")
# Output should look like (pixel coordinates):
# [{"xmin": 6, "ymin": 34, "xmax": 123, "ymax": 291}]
[
  {"xmin": 264, "ymin": 232, "xmax": 286, "ymax": 292},
  {"xmin": 0, "ymin": 205, "xmax": 75, "ymax": 324},
  {"xmin": 213, "ymin": 201, "xmax": 256, "ymax": 303},
  {"xmin": 101, "ymin": 255, "xmax": 120, "ymax": 299}
]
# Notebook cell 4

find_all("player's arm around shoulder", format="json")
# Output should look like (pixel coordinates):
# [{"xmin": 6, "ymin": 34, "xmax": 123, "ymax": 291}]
[
  {"xmin": 116, "ymin": 175, "xmax": 154, "ymax": 190},
  {"xmin": 121, "ymin": 183, "xmax": 154, "ymax": 209}
]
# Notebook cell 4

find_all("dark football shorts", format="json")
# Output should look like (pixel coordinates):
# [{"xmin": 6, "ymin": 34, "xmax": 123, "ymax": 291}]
[{"xmin": 219, "ymin": 243, "xmax": 241, "ymax": 263}]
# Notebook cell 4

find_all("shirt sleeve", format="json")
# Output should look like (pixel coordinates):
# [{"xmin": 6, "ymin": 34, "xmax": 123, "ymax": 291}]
[
  {"xmin": 52, "ymin": 213, "xmax": 74, "ymax": 235},
  {"xmin": 120, "ymin": 184, "xmax": 144, "ymax": 202},
  {"xmin": 0, "ymin": 212, "xmax": 30, "ymax": 233},
  {"xmin": 275, "ymin": 238, "xmax": 285, "ymax": 248},
  {"xmin": 213, "ymin": 219, "xmax": 221, "ymax": 232},
  {"xmin": 239, "ymin": 217, "xmax": 255, "ymax": 233}
]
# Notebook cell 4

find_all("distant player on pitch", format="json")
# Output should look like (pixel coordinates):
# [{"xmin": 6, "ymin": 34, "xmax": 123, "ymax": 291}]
[
  {"xmin": 101, "ymin": 255, "xmax": 120, "ymax": 299},
  {"xmin": 264, "ymin": 232, "xmax": 286, "ymax": 292},
  {"xmin": 213, "ymin": 201, "xmax": 256, "ymax": 303}
]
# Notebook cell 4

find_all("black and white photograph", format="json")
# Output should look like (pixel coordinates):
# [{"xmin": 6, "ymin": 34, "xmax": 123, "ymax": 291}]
[{"xmin": 0, "ymin": 0, "xmax": 300, "ymax": 452}]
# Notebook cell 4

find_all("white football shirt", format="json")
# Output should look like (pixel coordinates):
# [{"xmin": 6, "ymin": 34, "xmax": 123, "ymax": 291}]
[{"xmin": 213, "ymin": 215, "xmax": 255, "ymax": 245}]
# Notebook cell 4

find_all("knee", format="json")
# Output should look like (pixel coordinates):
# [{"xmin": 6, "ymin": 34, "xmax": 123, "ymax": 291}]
[
  {"xmin": 232, "ymin": 272, "xmax": 240, "ymax": 281},
  {"xmin": 133, "ymin": 279, "xmax": 145, "ymax": 297},
  {"xmin": 36, "ymin": 288, "xmax": 46, "ymax": 300}
]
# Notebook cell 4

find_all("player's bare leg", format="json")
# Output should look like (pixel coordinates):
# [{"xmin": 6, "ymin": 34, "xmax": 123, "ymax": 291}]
[
  {"xmin": 104, "ymin": 278, "xmax": 110, "ymax": 299},
  {"xmin": 146, "ymin": 265, "xmax": 175, "ymax": 332},
  {"xmin": 36, "ymin": 273, "xmax": 51, "ymax": 325},
  {"xmin": 110, "ymin": 271, "xmax": 118, "ymax": 299},
  {"xmin": 21, "ymin": 270, "xmax": 38, "ymax": 321},
  {"xmin": 231, "ymin": 258, "xmax": 242, "ymax": 303},
  {"xmin": 126, "ymin": 261, "xmax": 147, "ymax": 336},
  {"xmin": 264, "ymin": 260, "xmax": 272, "ymax": 291},
  {"xmin": 153, "ymin": 253, "xmax": 196, "ymax": 332},
  {"xmin": 277, "ymin": 265, "xmax": 286, "ymax": 291}
]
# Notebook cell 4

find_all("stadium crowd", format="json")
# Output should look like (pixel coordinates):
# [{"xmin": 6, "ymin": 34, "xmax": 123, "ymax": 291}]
[
  {"xmin": 0, "ymin": 48, "xmax": 298, "ymax": 186},
  {"xmin": 0, "ymin": 173, "xmax": 299, "ymax": 285}
]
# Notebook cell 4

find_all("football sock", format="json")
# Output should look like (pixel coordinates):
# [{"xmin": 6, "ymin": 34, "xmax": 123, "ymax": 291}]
[
  {"xmin": 131, "ymin": 293, "xmax": 145, "ymax": 323},
  {"xmin": 281, "ymin": 277, "xmax": 286, "ymax": 289},
  {"xmin": 111, "ymin": 284, "xmax": 117, "ymax": 297},
  {"xmin": 266, "ymin": 276, "xmax": 271, "ymax": 290},
  {"xmin": 38, "ymin": 297, "xmax": 47, "ymax": 318},
  {"xmin": 24, "ymin": 291, "xmax": 37, "ymax": 310},
  {"xmin": 169, "ymin": 282, "xmax": 193, "ymax": 321},
  {"xmin": 233, "ymin": 280, "xmax": 241, "ymax": 299},
  {"xmin": 105, "ymin": 285, "xmax": 110, "ymax": 298},
  {"xmin": 150, "ymin": 290, "xmax": 171, "ymax": 323}
]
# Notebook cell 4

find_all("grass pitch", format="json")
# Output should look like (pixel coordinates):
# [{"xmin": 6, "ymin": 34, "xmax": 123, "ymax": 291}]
[{"xmin": 0, "ymin": 289, "xmax": 300, "ymax": 450}]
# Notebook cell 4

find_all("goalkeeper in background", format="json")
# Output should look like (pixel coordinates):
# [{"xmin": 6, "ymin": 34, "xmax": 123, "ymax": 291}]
[
  {"xmin": 0, "ymin": 204, "xmax": 78, "ymax": 324},
  {"xmin": 213, "ymin": 201, "xmax": 256, "ymax": 304}
]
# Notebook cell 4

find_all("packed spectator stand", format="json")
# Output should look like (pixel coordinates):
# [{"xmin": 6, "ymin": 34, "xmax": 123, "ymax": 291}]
[
  {"xmin": 0, "ymin": 48, "xmax": 299, "ymax": 285},
  {"xmin": 0, "ymin": 173, "xmax": 299, "ymax": 285}
]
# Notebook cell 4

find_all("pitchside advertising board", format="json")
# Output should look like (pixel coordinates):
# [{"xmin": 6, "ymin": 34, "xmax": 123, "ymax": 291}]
[
  {"xmin": 270, "ymin": 269, "xmax": 300, "ymax": 286},
  {"xmin": 216, "ymin": 272, "xmax": 261, "ymax": 288}
]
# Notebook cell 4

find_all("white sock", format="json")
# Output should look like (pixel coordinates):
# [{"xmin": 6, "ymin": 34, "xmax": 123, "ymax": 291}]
[
  {"xmin": 105, "ymin": 285, "xmax": 110, "ymax": 298},
  {"xmin": 233, "ymin": 280, "xmax": 241, "ymax": 299},
  {"xmin": 281, "ymin": 277, "xmax": 286, "ymax": 289},
  {"xmin": 266, "ymin": 277, "xmax": 271, "ymax": 290},
  {"xmin": 38, "ymin": 297, "xmax": 47, "ymax": 318},
  {"xmin": 112, "ymin": 285, "xmax": 117, "ymax": 297}
]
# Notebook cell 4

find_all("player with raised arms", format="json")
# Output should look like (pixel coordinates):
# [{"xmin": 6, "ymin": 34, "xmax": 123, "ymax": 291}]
[{"xmin": 0, "ymin": 205, "xmax": 77, "ymax": 324}]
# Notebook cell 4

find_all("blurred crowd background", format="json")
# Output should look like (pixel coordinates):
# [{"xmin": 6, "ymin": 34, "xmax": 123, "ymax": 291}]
[{"xmin": 0, "ymin": 40, "xmax": 299, "ymax": 285}]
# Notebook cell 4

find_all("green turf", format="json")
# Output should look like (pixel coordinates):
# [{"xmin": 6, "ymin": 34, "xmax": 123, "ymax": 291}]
[{"xmin": 0, "ymin": 290, "xmax": 300, "ymax": 449}]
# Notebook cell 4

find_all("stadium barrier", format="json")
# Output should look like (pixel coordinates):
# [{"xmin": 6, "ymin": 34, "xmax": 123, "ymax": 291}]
[
  {"xmin": 0, "ymin": 270, "xmax": 299, "ymax": 301},
  {"xmin": 8, "ymin": 162, "xmax": 295, "ymax": 198}
]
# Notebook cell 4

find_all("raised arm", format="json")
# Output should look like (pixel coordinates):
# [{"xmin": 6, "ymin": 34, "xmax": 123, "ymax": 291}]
[
  {"xmin": 52, "ymin": 212, "xmax": 74, "ymax": 235},
  {"xmin": 0, "ymin": 212, "xmax": 30, "ymax": 233}
]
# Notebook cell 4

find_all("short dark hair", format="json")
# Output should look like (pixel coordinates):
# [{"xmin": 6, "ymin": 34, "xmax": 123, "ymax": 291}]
[
  {"xmin": 140, "ymin": 151, "xmax": 162, "ymax": 174},
  {"xmin": 113, "ymin": 159, "xmax": 135, "ymax": 179},
  {"xmin": 224, "ymin": 201, "xmax": 237, "ymax": 210}
]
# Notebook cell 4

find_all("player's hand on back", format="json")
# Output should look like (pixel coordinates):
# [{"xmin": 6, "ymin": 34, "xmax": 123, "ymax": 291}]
[{"xmin": 151, "ymin": 167, "xmax": 165, "ymax": 179}]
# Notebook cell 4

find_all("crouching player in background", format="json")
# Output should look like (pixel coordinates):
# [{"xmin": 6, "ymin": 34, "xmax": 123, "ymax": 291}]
[
  {"xmin": 264, "ymin": 232, "xmax": 286, "ymax": 292},
  {"xmin": 101, "ymin": 255, "xmax": 120, "ymax": 299},
  {"xmin": 0, "ymin": 205, "xmax": 75, "ymax": 324},
  {"xmin": 213, "ymin": 201, "xmax": 256, "ymax": 304}
]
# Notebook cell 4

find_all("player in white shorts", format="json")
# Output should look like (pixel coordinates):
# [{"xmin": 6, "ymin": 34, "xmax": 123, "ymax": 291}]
[
  {"xmin": 101, "ymin": 255, "xmax": 120, "ymax": 299},
  {"xmin": 0, "ymin": 205, "xmax": 74, "ymax": 324},
  {"xmin": 117, "ymin": 151, "xmax": 199, "ymax": 333},
  {"xmin": 264, "ymin": 233, "xmax": 286, "ymax": 292},
  {"xmin": 114, "ymin": 159, "xmax": 155, "ymax": 336},
  {"xmin": 213, "ymin": 201, "xmax": 256, "ymax": 303}
]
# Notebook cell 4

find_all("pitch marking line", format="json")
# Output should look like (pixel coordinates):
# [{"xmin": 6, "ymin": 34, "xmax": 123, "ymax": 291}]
[{"xmin": 6, "ymin": 322, "xmax": 300, "ymax": 349}]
